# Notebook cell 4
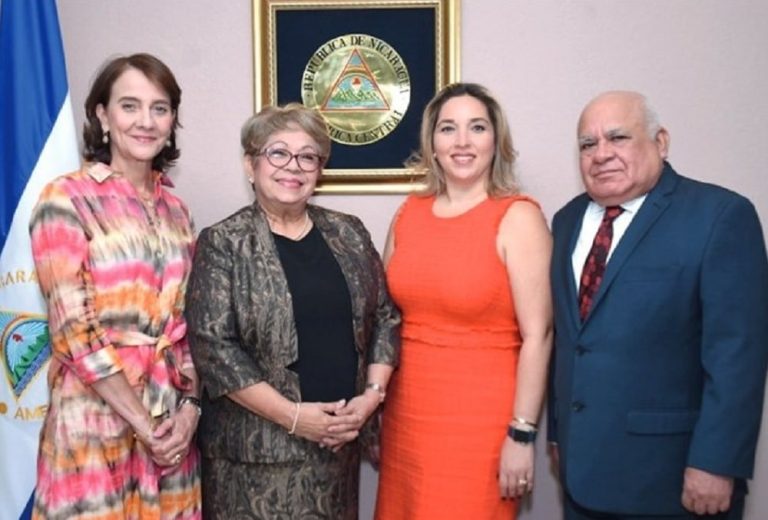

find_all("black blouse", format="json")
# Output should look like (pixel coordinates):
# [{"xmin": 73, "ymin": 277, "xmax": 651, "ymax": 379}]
[{"xmin": 274, "ymin": 225, "xmax": 358, "ymax": 402}]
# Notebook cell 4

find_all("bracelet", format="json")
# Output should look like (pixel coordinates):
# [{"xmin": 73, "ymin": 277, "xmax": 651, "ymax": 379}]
[
  {"xmin": 365, "ymin": 382, "xmax": 386, "ymax": 403},
  {"xmin": 132, "ymin": 426, "xmax": 151, "ymax": 444},
  {"xmin": 132, "ymin": 414, "xmax": 155, "ymax": 444},
  {"xmin": 513, "ymin": 416, "xmax": 538, "ymax": 430},
  {"xmin": 288, "ymin": 402, "xmax": 301, "ymax": 435},
  {"xmin": 178, "ymin": 395, "xmax": 202, "ymax": 417}
]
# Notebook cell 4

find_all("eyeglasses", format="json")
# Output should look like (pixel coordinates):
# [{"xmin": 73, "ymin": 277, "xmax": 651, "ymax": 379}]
[{"xmin": 256, "ymin": 146, "xmax": 324, "ymax": 173}]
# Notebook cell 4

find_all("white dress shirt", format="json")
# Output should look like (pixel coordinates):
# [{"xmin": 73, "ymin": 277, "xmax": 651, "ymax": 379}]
[{"xmin": 571, "ymin": 195, "xmax": 647, "ymax": 290}]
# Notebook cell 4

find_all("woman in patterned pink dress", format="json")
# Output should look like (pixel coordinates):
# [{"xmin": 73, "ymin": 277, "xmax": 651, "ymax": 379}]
[{"xmin": 29, "ymin": 54, "xmax": 201, "ymax": 519}]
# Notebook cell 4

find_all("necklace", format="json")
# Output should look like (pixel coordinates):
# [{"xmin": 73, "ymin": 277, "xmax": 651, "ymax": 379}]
[
  {"xmin": 292, "ymin": 211, "xmax": 311, "ymax": 240},
  {"xmin": 267, "ymin": 210, "xmax": 311, "ymax": 240},
  {"xmin": 139, "ymin": 192, "xmax": 155, "ymax": 206}
]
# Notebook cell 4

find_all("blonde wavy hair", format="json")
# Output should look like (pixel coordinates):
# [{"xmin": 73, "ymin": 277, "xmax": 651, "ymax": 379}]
[{"xmin": 409, "ymin": 83, "xmax": 518, "ymax": 197}]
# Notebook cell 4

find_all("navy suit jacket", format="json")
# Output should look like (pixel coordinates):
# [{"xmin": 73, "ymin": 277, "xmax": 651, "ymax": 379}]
[{"xmin": 548, "ymin": 163, "xmax": 768, "ymax": 515}]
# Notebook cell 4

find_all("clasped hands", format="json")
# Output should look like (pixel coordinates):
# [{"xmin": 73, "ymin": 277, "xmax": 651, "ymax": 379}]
[
  {"xmin": 134, "ymin": 404, "xmax": 199, "ymax": 468},
  {"xmin": 293, "ymin": 390, "xmax": 381, "ymax": 452}
]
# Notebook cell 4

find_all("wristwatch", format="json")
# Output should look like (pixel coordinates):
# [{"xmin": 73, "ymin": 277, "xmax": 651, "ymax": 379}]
[
  {"xmin": 178, "ymin": 395, "xmax": 202, "ymax": 416},
  {"xmin": 507, "ymin": 425, "xmax": 537, "ymax": 444}
]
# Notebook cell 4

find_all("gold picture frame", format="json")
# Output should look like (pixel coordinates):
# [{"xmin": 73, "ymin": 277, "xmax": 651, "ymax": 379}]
[{"xmin": 252, "ymin": 0, "xmax": 461, "ymax": 193}]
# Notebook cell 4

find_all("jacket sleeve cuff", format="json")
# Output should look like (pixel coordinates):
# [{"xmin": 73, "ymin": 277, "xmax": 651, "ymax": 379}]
[{"xmin": 72, "ymin": 345, "xmax": 124, "ymax": 384}]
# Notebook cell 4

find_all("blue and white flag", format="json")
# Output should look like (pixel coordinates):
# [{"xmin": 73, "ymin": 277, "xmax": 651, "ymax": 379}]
[{"xmin": 0, "ymin": 1, "xmax": 80, "ymax": 518}]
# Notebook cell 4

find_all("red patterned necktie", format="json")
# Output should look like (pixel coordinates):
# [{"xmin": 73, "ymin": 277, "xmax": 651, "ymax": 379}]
[{"xmin": 578, "ymin": 205, "xmax": 624, "ymax": 320}]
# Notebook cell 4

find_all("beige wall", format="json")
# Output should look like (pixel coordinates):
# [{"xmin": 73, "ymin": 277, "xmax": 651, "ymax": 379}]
[{"xmin": 58, "ymin": 1, "xmax": 768, "ymax": 518}]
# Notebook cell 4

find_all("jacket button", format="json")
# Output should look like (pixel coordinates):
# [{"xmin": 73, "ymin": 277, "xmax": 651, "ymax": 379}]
[
  {"xmin": 572, "ymin": 401, "xmax": 585, "ymax": 412},
  {"xmin": 575, "ymin": 346, "xmax": 586, "ymax": 356}
]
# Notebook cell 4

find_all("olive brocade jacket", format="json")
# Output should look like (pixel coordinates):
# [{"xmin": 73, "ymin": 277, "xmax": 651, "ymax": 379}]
[{"xmin": 185, "ymin": 202, "xmax": 401, "ymax": 463}]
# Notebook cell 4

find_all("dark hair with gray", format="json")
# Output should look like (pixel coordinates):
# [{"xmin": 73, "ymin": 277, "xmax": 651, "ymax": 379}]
[
  {"xmin": 83, "ymin": 53, "xmax": 182, "ymax": 172},
  {"xmin": 241, "ymin": 103, "xmax": 331, "ymax": 163},
  {"xmin": 408, "ymin": 82, "xmax": 518, "ymax": 197}
]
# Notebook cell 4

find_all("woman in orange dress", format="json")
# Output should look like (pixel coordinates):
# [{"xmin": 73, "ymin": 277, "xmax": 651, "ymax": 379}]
[{"xmin": 375, "ymin": 83, "xmax": 553, "ymax": 519}]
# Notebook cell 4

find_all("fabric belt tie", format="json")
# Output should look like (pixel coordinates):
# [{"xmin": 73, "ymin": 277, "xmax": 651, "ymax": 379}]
[{"xmin": 108, "ymin": 320, "xmax": 191, "ymax": 418}]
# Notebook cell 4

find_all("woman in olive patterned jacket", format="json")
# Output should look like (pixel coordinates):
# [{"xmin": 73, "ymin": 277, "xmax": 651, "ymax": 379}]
[{"xmin": 185, "ymin": 103, "xmax": 400, "ymax": 519}]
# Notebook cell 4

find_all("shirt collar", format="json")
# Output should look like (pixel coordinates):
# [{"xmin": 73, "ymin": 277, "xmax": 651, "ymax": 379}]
[
  {"xmin": 86, "ymin": 162, "xmax": 174, "ymax": 187},
  {"xmin": 85, "ymin": 162, "xmax": 115, "ymax": 182},
  {"xmin": 586, "ymin": 193, "xmax": 647, "ymax": 216}
]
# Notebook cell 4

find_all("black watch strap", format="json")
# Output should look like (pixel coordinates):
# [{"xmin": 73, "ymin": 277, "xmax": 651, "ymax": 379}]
[{"xmin": 507, "ymin": 425, "xmax": 537, "ymax": 444}]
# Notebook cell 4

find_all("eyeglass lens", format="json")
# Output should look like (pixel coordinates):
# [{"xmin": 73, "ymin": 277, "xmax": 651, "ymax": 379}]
[{"xmin": 262, "ymin": 148, "xmax": 322, "ymax": 172}]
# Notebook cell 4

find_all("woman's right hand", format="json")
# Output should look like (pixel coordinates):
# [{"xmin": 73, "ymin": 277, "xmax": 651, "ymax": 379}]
[
  {"xmin": 133, "ymin": 422, "xmax": 174, "ymax": 466},
  {"xmin": 144, "ymin": 406, "xmax": 199, "ymax": 467},
  {"xmin": 292, "ymin": 400, "xmax": 360, "ymax": 446}
]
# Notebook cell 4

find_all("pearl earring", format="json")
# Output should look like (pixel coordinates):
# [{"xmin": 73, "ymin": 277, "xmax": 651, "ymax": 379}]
[{"xmin": 102, "ymin": 131, "xmax": 109, "ymax": 144}]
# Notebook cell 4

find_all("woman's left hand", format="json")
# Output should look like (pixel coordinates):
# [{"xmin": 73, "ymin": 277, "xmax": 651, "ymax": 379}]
[
  {"xmin": 498, "ymin": 437, "xmax": 534, "ymax": 499},
  {"xmin": 151, "ymin": 404, "xmax": 200, "ymax": 466},
  {"xmin": 323, "ymin": 391, "xmax": 381, "ymax": 452}
]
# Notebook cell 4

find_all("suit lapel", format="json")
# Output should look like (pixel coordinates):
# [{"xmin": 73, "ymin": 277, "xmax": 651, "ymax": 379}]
[
  {"xmin": 559, "ymin": 195, "xmax": 591, "ymax": 329},
  {"xmin": 309, "ymin": 206, "xmax": 366, "ymax": 355},
  {"xmin": 583, "ymin": 164, "xmax": 680, "ymax": 324},
  {"xmin": 250, "ymin": 203, "xmax": 300, "ymax": 366}
]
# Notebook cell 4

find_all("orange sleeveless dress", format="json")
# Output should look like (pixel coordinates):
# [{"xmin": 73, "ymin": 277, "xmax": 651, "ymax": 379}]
[{"xmin": 375, "ymin": 194, "xmax": 537, "ymax": 520}]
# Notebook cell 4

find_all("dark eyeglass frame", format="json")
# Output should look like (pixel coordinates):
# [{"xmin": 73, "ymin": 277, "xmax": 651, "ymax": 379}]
[{"xmin": 255, "ymin": 146, "xmax": 325, "ymax": 173}]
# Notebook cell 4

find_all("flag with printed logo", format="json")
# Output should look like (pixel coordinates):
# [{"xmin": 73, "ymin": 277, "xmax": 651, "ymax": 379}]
[{"xmin": 0, "ymin": 0, "xmax": 80, "ymax": 518}]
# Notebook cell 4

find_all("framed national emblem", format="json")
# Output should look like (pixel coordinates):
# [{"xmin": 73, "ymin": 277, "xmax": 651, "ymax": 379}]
[{"xmin": 252, "ymin": 0, "xmax": 461, "ymax": 193}]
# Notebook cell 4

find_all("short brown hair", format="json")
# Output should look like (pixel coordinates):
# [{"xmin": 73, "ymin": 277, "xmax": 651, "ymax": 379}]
[
  {"xmin": 83, "ymin": 53, "xmax": 182, "ymax": 172},
  {"xmin": 241, "ymin": 103, "xmax": 331, "ymax": 164},
  {"xmin": 410, "ymin": 83, "xmax": 518, "ymax": 197}
]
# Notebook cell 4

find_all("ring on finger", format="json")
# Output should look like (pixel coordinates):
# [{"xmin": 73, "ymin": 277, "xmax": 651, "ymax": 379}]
[{"xmin": 173, "ymin": 453, "xmax": 182, "ymax": 464}]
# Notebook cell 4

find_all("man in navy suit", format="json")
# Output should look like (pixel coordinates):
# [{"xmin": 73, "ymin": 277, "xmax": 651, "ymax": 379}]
[{"xmin": 549, "ymin": 91, "xmax": 768, "ymax": 519}]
